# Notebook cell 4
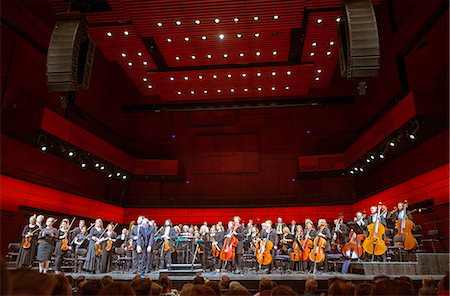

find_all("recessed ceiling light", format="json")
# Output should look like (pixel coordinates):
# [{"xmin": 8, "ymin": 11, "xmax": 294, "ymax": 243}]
[
  {"xmin": 167, "ymin": 38, "xmax": 172, "ymax": 42},
  {"xmin": 236, "ymin": 33, "xmax": 242, "ymax": 38},
  {"xmin": 195, "ymin": 20, "xmax": 201, "ymax": 24},
  {"xmin": 214, "ymin": 18, "xmax": 220, "ymax": 23},
  {"xmin": 254, "ymin": 33, "xmax": 260, "ymax": 38},
  {"xmin": 329, "ymin": 41, "xmax": 335, "ymax": 46},
  {"xmin": 213, "ymin": 74, "xmax": 218, "ymax": 79},
  {"xmin": 244, "ymin": 88, "xmax": 249, "ymax": 92},
  {"xmin": 271, "ymin": 86, "xmax": 276, "ymax": 91},
  {"xmin": 121, "ymin": 52, "xmax": 127, "ymax": 57},
  {"xmin": 312, "ymin": 42, "xmax": 317, "ymax": 47},
  {"xmin": 272, "ymin": 51, "xmax": 277, "ymax": 55},
  {"xmin": 142, "ymin": 61, "xmax": 148, "ymax": 66},
  {"xmin": 326, "ymin": 51, "xmax": 332, "ymax": 56},
  {"xmin": 123, "ymin": 31, "xmax": 130, "ymax": 36},
  {"xmin": 271, "ymin": 71, "xmax": 277, "ymax": 76},
  {"xmin": 217, "ymin": 89, "xmax": 222, "ymax": 93},
  {"xmin": 241, "ymin": 73, "xmax": 247, "ymax": 77},
  {"xmin": 198, "ymin": 75, "xmax": 203, "ymax": 79},
  {"xmin": 156, "ymin": 22, "xmax": 163, "ymax": 27},
  {"xmin": 317, "ymin": 18, "xmax": 323, "ymax": 24},
  {"xmin": 223, "ymin": 53, "xmax": 228, "ymax": 58},
  {"xmin": 257, "ymin": 87, "xmax": 262, "ymax": 91},
  {"xmin": 219, "ymin": 34, "xmax": 225, "ymax": 39},
  {"xmin": 234, "ymin": 17, "xmax": 239, "ymax": 22},
  {"xmin": 143, "ymin": 77, "xmax": 148, "ymax": 82},
  {"xmin": 175, "ymin": 20, "xmax": 182, "ymax": 26},
  {"xmin": 256, "ymin": 72, "xmax": 262, "ymax": 77},
  {"xmin": 273, "ymin": 15, "xmax": 279, "ymax": 20},
  {"xmin": 191, "ymin": 55, "xmax": 196, "ymax": 60},
  {"xmin": 106, "ymin": 32, "xmax": 113, "ymax": 37},
  {"xmin": 255, "ymin": 51, "xmax": 261, "ymax": 56},
  {"xmin": 315, "ymin": 77, "xmax": 320, "ymax": 81},
  {"xmin": 184, "ymin": 37, "xmax": 190, "ymax": 41},
  {"xmin": 184, "ymin": 76, "xmax": 189, "ymax": 80},
  {"xmin": 169, "ymin": 77, "xmax": 175, "ymax": 81},
  {"xmin": 227, "ymin": 74, "xmax": 232, "ymax": 78},
  {"xmin": 127, "ymin": 62, "xmax": 133, "ymax": 66},
  {"xmin": 147, "ymin": 85, "xmax": 153, "ymax": 89},
  {"xmin": 190, "ymin": 90, "xmax": 195, "ymax": 95},
  {"xmin": 175, "ymin": 56, "xmax": 180, "ymax": 61},
  {"xmin": 239, "ymin": 52, "xmax": 245, "ymax": 57},
  {"xmin": 203, "ymin": 90, "xmax": 208, "ymax": 94},
  {"xmin": 201, "ymin": 35, "xmax": 207, "ymax": 40},
  {"xmin": 206, "ymin": 54, "xmax": 212, "ymax": 59},
  {"xmin": 309, "ymin": 52, "xmax": 315, "ymax": 56},
  {"xmin": 316, "ymin": 69, "xmax": 322, "ymax": 73},
  {"xmin": 177, "ymin": 91, "xmax": 182, "ymax": 95},
  {"xmin": 286, "ymin": 70, "xmax": 292, "ymax": 75},
  {"xmin": 230, "ymin": 88, "xmax": 235, "ymax": 92},
  {"xmin": 253, "ymin": 16, "xmax": 259, "ymax": 21},
  {"xmin": 285, "ymin": 86, "xmax": 290, "ymax": 90},
  {"xmin": 137, "ymin": 52, "xmax": 143, "ymax": 56},
  {"xmin": 336, "ymin": 17, "xmax": 341, "ymax": 22}
]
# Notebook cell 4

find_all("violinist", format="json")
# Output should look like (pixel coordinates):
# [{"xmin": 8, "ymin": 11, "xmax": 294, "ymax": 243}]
[
  {"xmin": 232, "ymin": 216, "xmax": 246, "ymax": 274},
  {"xmin": 137, "ymin": 218, "xmax": 155, "ymax": 274},
  {"xmin": 17, "ymin": 215, "xmax": 40, "ymax": 269},
  {"xmin": 70, "ymin": 220, "xmax": 85, "ymax": 242},
  {"xmin": 311, "ymin": 219, "xmax": 331, "ymax": 272},
  {"xmin": 130, "ymin": 216, "xmax": 144, "ymax": 273},
  {"xmin": 73, "ymin": 226, "xmax": 89, "ymax": 252},
  {"xmin": 83, "ymin": 218, "xmax": 104, "ymax": 273},
  {"xmin": 36, "ymin": 217, "xmax": 58, "ymax": 273},
  {"xmin": 159, "ymin": 219, "xmax": 177, "ymax": 270},
  {"xmin": 100, "ymin": 223, "xmax": 117, "ymax": 273},
  {"xmin": 55, "ymin": 218, "xmax": 71, "ymax": 274},
  {"xmin": 36, "ymin": 214, "xmax": 45, "ymax": 229},
  {"xmin": 117, "ymin": 228, "xmax": 129, "ymax": 249}
]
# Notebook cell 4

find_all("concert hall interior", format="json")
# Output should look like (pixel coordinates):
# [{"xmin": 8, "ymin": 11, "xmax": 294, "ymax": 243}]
[{"xmin": 0, "ymin": 0, "xmax": 449, "ymax": 295}]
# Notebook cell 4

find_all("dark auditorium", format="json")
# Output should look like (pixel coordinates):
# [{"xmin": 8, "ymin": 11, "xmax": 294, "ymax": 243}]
[{"xmin": 0, "ymin": 0, "xmax": 449, "ymax": 295}]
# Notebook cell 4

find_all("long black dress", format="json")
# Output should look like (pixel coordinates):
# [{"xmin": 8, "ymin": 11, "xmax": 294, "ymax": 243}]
[
  {"xmin": 17, "ymin": 224, "xmax": 39, "ymax": 268},
  {"xmin": 36, "ymin": 227, "xmax": 58, "ymax": 261},
  {"xmin": 100, "ymin": 231, "xmax": 117, "ymax": 273},
  {"xmin": 83, "ymin": 227, "xmax": 103, "ymax": 272}
]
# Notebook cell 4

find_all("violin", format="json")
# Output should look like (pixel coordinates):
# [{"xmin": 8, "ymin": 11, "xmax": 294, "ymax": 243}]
[
  {"xmin": 395, "ymin": 200, "xmax": 417, "ymax": 250},
  {"xmin": 256, "ymin": 231, "xmax": 274, "ymax": 266},
  {"xmin": 300, "ymin": 228, "xmax": 313, "ymax": 261},
  {"xmin": 220, "ymin": 226, "xmax": 238, "ymax": 261},
  {"xmin": 95, "ymin": 226, "xmax": 109, "ymax": 256},
  {"xmin": 342, "ymin": 229, "xmax": 364, "ymax": 259},
  {"xmin": 211, "ymin": 240, "xmax": 221, "ymax": 257},
  {"xmin": 362, "ymin": 202, "xmax": 387, "ymax": 256},
  {"xmin": 22, "ymin": 227, "xmax": 40, "ymax": 249},
  {"xmin": 126, "ymin": 221, "xmax": 136, "ymax": 251},
  {"xmin": 61, "ymin": 217, "xmax": 76, "ymax": 252},
  {"xmin": 309, "ymin": 226, "xmax": 327, "ymax": 263},
  {"xmin": 105, "ymin": 223, "xmax": 118, "ymax": 252}
]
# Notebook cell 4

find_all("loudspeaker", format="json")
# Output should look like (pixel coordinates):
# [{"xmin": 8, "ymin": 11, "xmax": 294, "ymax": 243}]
[
  {"xmin": 337, "ymin": 0, "xmax": 380, "ymax": 79},
  {"xmin": 47, "ymin": 19, "xmax": 95, "ymax": 92}
]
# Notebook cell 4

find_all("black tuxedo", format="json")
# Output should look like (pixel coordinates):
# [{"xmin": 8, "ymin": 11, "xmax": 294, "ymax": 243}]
[
  {"xmin": 129, "ymin": 224, "xmax": 141, "ymax": 272},
  {"xmin": 137, "ymin": 225, "xmax": 155, "ymax": 273}
]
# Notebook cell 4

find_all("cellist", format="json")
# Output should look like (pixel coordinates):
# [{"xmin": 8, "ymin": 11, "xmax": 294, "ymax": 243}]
[
  {"xmin": 310, "ymin": 219, "xmax": 331, "ymax": 272},
  {"xmin": 367, "ymin": 206, "xmax": 387, "ymax": 226},
  {"xmin": 232, "ymin": 216, "xmax": 246, "ymax": 274},
  {"xmin": 17, "ymin": 215, "xmax": 40, "ymax": 269},
  {"xmin": 302, "ymin": 219, "xmax": 316, "ymax": 272},
  {"xmin": 256, "ymin": 220, "xmax": 278, "ymax": 274},
  {"xmin": 390, "ymin": 202, "xmax": 414, "ymax": 223},
  {"xmin": 291, "ymin": 225, "xmax": 303, "ymax": 271}
]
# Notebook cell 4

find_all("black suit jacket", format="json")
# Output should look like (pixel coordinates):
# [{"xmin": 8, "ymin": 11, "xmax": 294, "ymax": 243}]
[{"xmin": 137, "ymin": 225, "xmax": 156, "ymax": 249}]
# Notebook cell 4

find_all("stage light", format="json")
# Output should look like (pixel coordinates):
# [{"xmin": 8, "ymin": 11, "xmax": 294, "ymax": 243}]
[
  {"xmin": 336, "ymin": 17, "xmax": 341, "ymax": 22},
  {"xmin": 127, "ymin": 62, "xmax": 132, "ymax": 66},
  {"xmin": 184, "ymin": 37, "xmax": 190, "ymax": 41},
  {"xmin": 227, "ymin": 74, "xmax": 232, "ymax": 78},
  {"xmin": 286, "ymin": 71, "xmax": 292, "ymax": 75},
  {"xmin": 184, "ymin": 76, "xmax": 189, "ymax": 80},
  {"xmin": 354, "ymin": 167, "xmax": 358, "ymax": 171},
  {"xmin": 360, "ymin": 167, "xmax": 364, "ymax": 172},
  {"xmin": 271, "ymin": 71, "xmax": 277, "ymax": 76},
  {"xmin": 94, "ymin": 162, "xmax": 100, "ymax": 168},
  {"xmin": 201, "ymin": 35, "xmax": 207, "ymax": 40},
  {"xmin": 80, "ymin": 162, "xmax": 87, "ymax": 168},
  {"xmin": 122, "ymin": 175, "xmax": 127, "ymax": 180},
  {"xmin": 169, "ymin": 77, "xmax": 175, "ymax": 81},
  {"xmin": 212, "ymin": 74, "xmax": 218, "ymax": 79},
  {"xmin": 350, "ymin": 170, "xmax": 354, "ymax": 174},
  {"xmin": 236, "ymin": 33, "xmax": 242, "ymax": 38},
  {"xmin": 326, "ymin": 51, "xmax": 332, "ymax": 56},
  {"xmin": 185, "ymin": 180, "xmax": 190, "ymax": 184},
  {"xmin": 254, "ymin": 33, "xmax": 260, "ymax": 38},
  {"xmin": 244, "ymin": 88, "xmax": 248, "ymax": 92},
  {"xmin": 68, "ymin": 151, "xmax": 75, "ymax": 158},
  {"xmin": 291, "ymin": 178, "xmax": 296, "ymax": 182},
  {"xmin": 206, "ymin": 54, "xmax": 212, "ymax": 59},
  {"xmin": 143, "ymin": 61, "xmax": 148, "ymax": 66},
  {"xmin": 253, "ymin": 16, "xmax": 259, "ymax": 21},
  {"xmin": 106, "ymin": 32, "xmax": 112, "ymax": 37},
  {"xmin": 123, "ymin": 31, "xmax": 129, "ymax": 36},
  {"xmin": 198, "ymin": 75, "xmax": 203, "ymax": 80},
  {"xmin": 366, "ymin": 158, "xmax": 371, "ymax": 163},
  {"xmin": 315, "ymin": 77, "xmax": 320, "ymax": 81},
  {"xmin": 241, "ymin": 73, "xmax": 247, "ymax": 78},
  {"xmin": 191, "ymin": 55, "xmax": 196, "ymax": 60},
  {"xmin": 408, "ymin": 133, "xmax": 416, "ymax": 140},
  {"xmin": 285, "ymin": 86, "xmax": 290, "ymax": 90},
  {"xmin": 137, "ymin": 52, "xmax": 143, "ymax": 57},
  {"xmin": 40, "ymin": 146, "xmax": 47, "ymax": 152},
  {"xmin": 217, "ymin": 89, "xmax": 222, "ymax": 93},
  {"xmin": 175, "ymin": 20, "xmax": 182, "ymax": 26},
  {"xmin": 312, "ymin": 42, "xmax": 317, "ymax": 47},
  {"xmin": 271, "ymin": 86, "xmax": 276, "ymax": 91},
  {"xmin": 379, "ymin": 153, "xmax": 385, "ymax": 159},
  {"xmin": 234, "ymin": 17, "xmax": 239, "ymax": 22},
  {"xmin": 230, "ymin": 88, "xmax": 235, "ymax": 93},
  {"xmin": 370, "ymin": 155, "xmax": 375, "ymax": 160},
  {"xmin": 107, "ymin": 173, "xmax": 113, "ymax": 178},
  {"xmin": 177, "ymin": 91, "xmax": 182, "ymax": 95},
  {"xmin": 156, "ymin": 22, "xmax": 163, "ymax": 27},
  {"xmin": 147, "ymin": 85, "xmax": 153, "ymax": 89},
  {"xmin": 317, "ymin": 18, "xmax": 323, "ymax": 24},
  {"xmin": 329, "ymin": 41, "xmax": 335, "ymax": 46},
  {"xmin": 239, "ymin": 53, "xmax": 245, "ymax": 57},
  {"xmin": 317, "ymin": 69, "xmax": 322, "ymax": 73},
  {"xmin": 195, "ymin": 20, "xmax": 201, "ymax": 24},
  {"xmin": 214, "ymin": 18, "xmax": 220, "ymax": 23},
  {"xmin": 203, "ymin": 90, "xmax": 208, "ymax": 94},
  {"xmin": 219, "ymin": 34, "xmax": 225, "ymax": 39},
  {"xmin": 257, "ymin": 72, "xmax": 262, "ymax": 77},
  {"xmin": 100, "ymin": 165, "xmax": 105, "ymax": 170},
  {"xmin": 121, "ymin": 53, "xmax": 126, "ymax": 57},
  {"xmin": 190, "ymin": 90, "xmax": 195, "ymax": 95},
  {"xmin": 273, "ymin": 15, "xmax": 279, "ymax": 20},
  {"xmin": 272, "ymin": 51, "xmax": 278, "ymax": 55},
  {"xmin": 255, "ymin": 51, "xmax": 261, "ymax": 56},
  {"xmin": 257, "ymin": 87, "xmax": 262, "ymax": 91},
  {"xmin": 389, "ymin": 141, "xmax": 395, "ymax": 147},
  {"xmin": 166, "ymin": 38, "xmax": 172, "ymax": 42},
  {"xmin": 116, "ymin": 172, "xmax": 121, "ymax": 177},
  {"xmin": 309, "ymin": 52, "xmax": 315, "ymax": 57},
  {"xmin": 143, "ymin": 77, "xmax": 148, "ymax": 82},
  {"xmin": 223, "ymin": 53, "xmax": 228, "ymax": 58}
]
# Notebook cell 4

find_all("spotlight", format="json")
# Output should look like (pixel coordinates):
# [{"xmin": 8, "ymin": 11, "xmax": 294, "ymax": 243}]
[
  {"xmin": 360, "ymin": 167, "xmax": 364, "ymax": 172},
  {"xmin": 80, "ymin": 163, "xmax": 87, "ymax": 168},
  {"xmin": 366, "ymin": 158, "xmax": 371, "ymax": 163},
  {"xmin": 122, "ymin": 175, "xmax": 127, "ymax": 180},
  {"xmin": 107, "ymin": 173, "xmax": 113, "ymax": 178},
  {"xmin": 100, "ymin": 165, "xmax": 105, "ymax": 170},
  {"xmin": 185, "ymin": 180, "xmax": 190, "ymax": 184},
  {"xmin": 350, "ymin": 170, "xmax": 354, "ymax": 174},
  {"xmin": 389, "ymin": 141, "xmax": 395, "ymax": 147},
  {"xmin": 370, "ymin": 155, "xmax": 375, "ymax": 160},
  {"xmin": 408, "ymin": 133, "xmax": 416, "ymax": 141},
  {"xmin": 379, "ymin": 153, "xmax": 385, "ymax": 159},
  {"xmin": 116, "ymin": 172, "xmax": 121, "ymax": 177},
  {"xmin": 40, "ymin": 146, "xmax": 47, "ymax": 152},
  {"xmin": 68, "ymin": 151, "xmax": 75, "ymax": 158},
  {"xmin": 94, "ymin": 162, "xmax": 100, "ymax": 168},
  {"xmin": 219, "ymin": 34, "xmax": 225, "ymax": 39}
]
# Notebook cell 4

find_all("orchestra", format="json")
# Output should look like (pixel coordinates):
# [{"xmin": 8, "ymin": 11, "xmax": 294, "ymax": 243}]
[{"xmin": 14, "ymin": 200, "xmax": 425, "ymax": 275}]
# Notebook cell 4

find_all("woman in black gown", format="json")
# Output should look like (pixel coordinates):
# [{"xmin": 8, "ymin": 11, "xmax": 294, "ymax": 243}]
[
  {"xmin": 83, "ymin": 218, "xmax": 105, "ymax": 273},
  {"xmin": 16, "ymin": 215, "xmax": 40, "ymax": 269},
  {"xmin": 36, "ymin": 217, "xmax": 58, "ymax": 273},
  {"xmin": 100, "ymin": 223, "xmax": 117, "ymax": 273}
]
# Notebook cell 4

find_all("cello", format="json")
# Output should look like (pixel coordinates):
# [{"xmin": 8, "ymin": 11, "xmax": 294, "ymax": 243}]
[
  {"xmin": 61, "ymin": 217, "xmax": 76, "ymax": 251},
  {"xmin": 362, "ymin": 202, "xmax": 387, "ymax": 258},
  {"xmin": 309, "ymin": 225, "xmax": 327, "ymax": 263},
  {"xmin": 220, "ymin": 226, "xmax": 238, "ymax": 262},
  {"xmin": 395, "ymin": 200, "xmax": 417, "ymax": 251},
  {"xmin": 256, "ymin": 232, "xmax": 274, "ymax": 267},
  {"xmin": 331, "ymin": 214, "xmax": 344, "ymax": 253},
  {"xmin": 342, "ymin": 229, "xmax": 364, "ymax": 259},
  {"xmin": 300, "ymin": 227, "xmax": 313, "ymax": 261},
  {"xmin": 290, "ymin": 230, "xmax": 302, "ymax": 262}
]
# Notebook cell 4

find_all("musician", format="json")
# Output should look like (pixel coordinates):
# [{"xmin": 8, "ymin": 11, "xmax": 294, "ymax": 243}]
[
  {"xmin": 313, "ymin": 219, "xmax": 331, "ymax": 272},
  {"xmin": 211, "ymin": 224, "xmax": 225, "ymax": 271},
  {"xmin": 70, "ymin": 220, "xmax": 86, "ymax": 242},
  {"xmin": 366, "ymin": 206, "xmax": 387, "ymax": 226},
  {"xmin": 279, "ymin": 226, "xmax": 294, "ymax": 255},
  {"xmin": 232, "ymin": 216, "xmax": 246, "ymax": 274},
  {"xmin": 292, "ymin": 225, "xmax": 303, "ymax": 271},
  {"xmin": 179, "ymin": 225, "xmax": 191, "ymax": 237},
  {"xmin": 290, "ymin": 220, "xmax": 297, "ymax": 236},
  {"xmin": 275, "ymin": 217, "xmax": 286, "ymax": 239},
  {"xmin": 130, "ymin": 216, "xmax": 144, "ymax": 273},
  {"xmin": 198, "ymin": 223, "xmax": 210, "ymax": 270},
  {"xmin": 136, "ymin": 218, "xmax": 155, "ymax": 274},
  {"xmin": 258, "ymin": 220, "xmax": 278, "ymax": 274},
  {"xmin": 83, "ymin": 218, "xmax": 104, "ymax": 273},
  {"xmin": 116, "ymin": 228, "xmax": 129, "ymax": 249},
  {"xmin": 36, "ymin": 217, "xmax": 58, "ymax": 273},
  {"xmin": 350, "ymin": 212, "xmax": 367, "ymax": 235},
  {"xmin": 331, "ymin": 214, "xmax": 347, "ymax": 251},
  {"xmin": 390, "ymin": 202, "xmax": 414, "ymax": 223},
  {"xmin": 36, "ymin": 215, "xmax": 45, "ymax": 229},
  {"xmin": 303, "ymin": 219, "xmax": 317, "ymax": 272},
  {"xmin": 73, "ymin": 226, "xmax": 89, "ymax": 252},
  {"xmin": 159, "ymin": 219, "xmax": 178, "ymax": 269},
  {"xmin": 17, "ymin": 215, "xmax": 40, "ymax": 269},
  {"xmin": 54, "ymin": 218, "xmax": 72, "ymax": 274},
  {"xmin": 100, "ymin": 223, "xmax": 117, "ymax": 273}
]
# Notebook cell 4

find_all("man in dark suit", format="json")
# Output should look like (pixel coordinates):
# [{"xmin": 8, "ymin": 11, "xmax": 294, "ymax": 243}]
[
  {"xmin": 275, "ymin": 217, "xmax": 286, "ymax": 239},
  {"xmin": 137, "ymin": 218, "xmax": 155, "ymax": 274},
  {"xmin": 159, "ymin": 219, "xmax": 178, "ymax": 269},
  {"xmin": 232, "ymin": 216, "xmax": 246, "ymax": 274},
  {"xmin": 130, "ymin": 216, "xmax": 144, "ymax": 273},
  {"xmin": 290, "ymin": 220, "xmax": 297, "ymax": 235}
]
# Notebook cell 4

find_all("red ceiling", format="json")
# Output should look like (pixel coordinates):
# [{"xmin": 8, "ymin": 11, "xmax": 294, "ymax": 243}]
[{"xmin": 47, "ymin": 0, "xmax": 380, "ymax": 102}]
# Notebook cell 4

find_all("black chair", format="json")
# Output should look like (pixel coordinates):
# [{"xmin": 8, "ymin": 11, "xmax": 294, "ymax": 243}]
[
  {"xmin": 114, "ymin": 247, "xmax": 132, "ymax": 273},
  {"xmin": 74, "ymin": 248, "xmax": 87, "ymax": 273},
  {"xmin": 422, "ymin": 229, "xmax": 440, "ymax": 253},
  {"xmin": 6, "ymin": 243, "xmax": 20, "ymax": 262}
]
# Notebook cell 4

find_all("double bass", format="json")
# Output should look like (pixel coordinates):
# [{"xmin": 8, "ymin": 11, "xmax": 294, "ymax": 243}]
[
  {"xmin": 256, "ymin": 232, "xmax": 274, "ymax": 267},
  {"xmin": 220, "ymin": 226, "xmax": 238, "ymax": 262},
  {"xmin": 362, "ymin": 202, "xmax": 387, "ymax": 257},
  {"xmin": 309, "ymin": 226, "xmax": 327, "ymax": 263},
  {"xmin": 395, "ymin": 200, "xmax": 417, "ymax": 251}
]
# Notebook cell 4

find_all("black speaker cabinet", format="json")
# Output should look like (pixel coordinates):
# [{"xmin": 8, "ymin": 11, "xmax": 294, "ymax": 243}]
[
  {"xmin": 47, "ymin": 19, "xmax": 95, "ymax": 92},
  {"xmin": 338, "ymin": 0, "xmax": 380, "ymax": 79}
]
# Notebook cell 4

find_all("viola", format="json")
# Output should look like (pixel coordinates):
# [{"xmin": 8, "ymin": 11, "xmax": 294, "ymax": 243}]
[
  {"xmin": 61, "ymin": 217, "xmax": 77, "ymax": 252},
  {"xmin": 395, "ymin": 200, "xmax": 417, "ymax": 251},
  {"xmin": 362, "ymin": 202, "xmax": 387, "ymax": 256},
  {"xmin": 309, "ymin": 227, "xmax": 327, "ymax": 263},
  {"xmin": 256, "ymin": 233, "xmax": 274, "ymax": 266},
  {"xmin": 300, "ymin": 229, "xmax": 313, "ymax": 261},
  {"xmin": 95, "ymin": 242, "xmax": 103, "ymax": 256},
  {"xmin": 220, "ymin": 228, "xmax": 238, "ymax": 261},
  {"xmin": 22, "ymin": 227, "xmax": 40, "ymax": 249},
  {"xmin": 342, "ymin": 229, "xmax": 364, "ymax": 259}
]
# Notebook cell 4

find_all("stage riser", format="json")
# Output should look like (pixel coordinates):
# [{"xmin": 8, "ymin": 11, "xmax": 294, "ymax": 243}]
[
  {"xmin": 416, "ymin": 253, "xmax": 450, "ymax": 275},
  {"xmin": 359, "ymin": 262, "xmax": 418, "ymax": 275}
]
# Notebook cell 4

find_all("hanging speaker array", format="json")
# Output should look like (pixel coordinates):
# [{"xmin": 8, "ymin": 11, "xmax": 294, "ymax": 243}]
[{"xmin": 337, "ymin": 0, "xmax": 380, "ymax": 79}]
